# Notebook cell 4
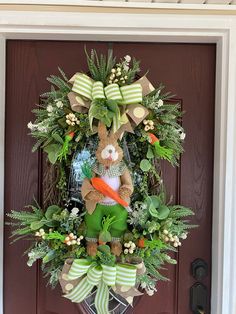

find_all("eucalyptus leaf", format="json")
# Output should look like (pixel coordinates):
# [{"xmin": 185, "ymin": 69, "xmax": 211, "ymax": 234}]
[{"xmin": 140, "ymin": 159, "xmax": 152, "ymax": 172}]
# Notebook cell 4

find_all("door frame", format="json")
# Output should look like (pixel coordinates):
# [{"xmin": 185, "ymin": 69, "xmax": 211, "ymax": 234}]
[{"xmin": 0, "ymin": 7, "xmax": 236, "ymax": 314}]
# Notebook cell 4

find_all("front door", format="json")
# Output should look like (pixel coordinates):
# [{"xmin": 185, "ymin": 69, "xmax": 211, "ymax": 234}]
[{"xmin": 4, "ymin": 41, "xmax": 215, "ymax": 314}]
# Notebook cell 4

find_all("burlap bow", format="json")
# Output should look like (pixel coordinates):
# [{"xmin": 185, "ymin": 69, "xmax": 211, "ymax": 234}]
[
  {"xmin": 68, "ymin": 74, "xmax": 154, "ymax": 133},
  {"xmin": 60, "ymin": 258, "xmax": 137, "ymax": 314},
  {"xmin": 60, "ymin": 257, "xmax": 146, "ymax": 312}
]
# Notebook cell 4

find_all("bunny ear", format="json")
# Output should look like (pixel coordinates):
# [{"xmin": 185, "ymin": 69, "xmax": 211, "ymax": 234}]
[
  {"xmin": 109, "ymin": 127, "xmax": 123, "ymax": 141},
  {"xmin": 97, "ymin": 122, "xmax": 108, "ymax": 139}
]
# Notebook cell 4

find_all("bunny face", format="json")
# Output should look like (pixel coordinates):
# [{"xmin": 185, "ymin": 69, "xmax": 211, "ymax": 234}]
[{"xmin": 96, "ymin": 123, "xmax": 123, "ymax": 167}]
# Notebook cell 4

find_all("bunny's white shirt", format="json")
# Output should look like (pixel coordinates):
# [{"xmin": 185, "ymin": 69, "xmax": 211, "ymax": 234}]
[{"xmin": 100, "ymin": 175, "xmax": 120, "ymax": 204}]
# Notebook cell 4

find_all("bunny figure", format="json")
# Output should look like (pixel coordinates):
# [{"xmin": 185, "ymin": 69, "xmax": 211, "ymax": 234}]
[{"xmin": 81, "ymin": 123, "xmax": 133, "ymax": 257}]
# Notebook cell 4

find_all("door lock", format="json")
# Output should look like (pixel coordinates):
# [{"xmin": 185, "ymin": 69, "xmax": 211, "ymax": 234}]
[{"xmin": 191, "ymin": 258, "xmax": 208, "ymax": 280}]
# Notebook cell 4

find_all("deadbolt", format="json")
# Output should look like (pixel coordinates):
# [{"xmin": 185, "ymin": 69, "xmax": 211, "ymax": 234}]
[{"xmin": 191, "ymin": 258, "xmax": 208, "ymax": 280}]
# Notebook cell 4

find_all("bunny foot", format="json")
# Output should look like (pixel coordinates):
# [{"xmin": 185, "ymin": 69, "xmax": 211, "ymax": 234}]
[
  {"xmin": 111, "ymin": 241, "xmax": 122, "ymax": 256},
  {"xmin": 87, "ymin": 241, "xmax": 98, "ymax": 256}
]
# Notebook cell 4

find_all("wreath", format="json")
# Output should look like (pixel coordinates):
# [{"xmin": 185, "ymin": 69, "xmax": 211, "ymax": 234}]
[{"xmin": 7, "ymin": 49, "xmax": 196, "ymax": 313}]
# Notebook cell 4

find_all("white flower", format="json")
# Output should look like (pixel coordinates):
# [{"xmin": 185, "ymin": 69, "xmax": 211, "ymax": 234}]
[
  {"xmin": 111, "ymin": 68, "xmax": 116, "ymax": 73},
  {"xmin": 123, "ymin": 64, "xmax": 129, "ymax": 72},
  {"xmin": 56, "ymin": 100, "xmax": 63, "ymax": 108},
  {"xmin": 27, "ymin": 121, "xmax": 34, "ymax": 130},
  {"xmin": 47, "ymin": 105, "xmax": 53, "ymax": 113},
  {"xmin": 146, "ymin": 289, "xmax": 154, "ymax": 296},
  {"xmin": 70, "ymin": 207, "xmax": 79, "ymax": 217},
  {"xmin": 124, "ymin": 55, "xmax": 131, "ymax": 63},
  {"xmin": 124, "ymin": 249, "xmax": 129, "ymax": 254},
  {"xmin": 140, "ymin": 282, "xmax": 147, "ymax": 289},
  {"xmin": 181, "ymin": 233, "xmax": 187, "ymax": 239},
  {"xmin": 180, "ymin": 132, "xmax": 186, "ymax": 140},
  {"xmin": 157, "ymin": 99, "xmax": 163, "ymax": 107}
]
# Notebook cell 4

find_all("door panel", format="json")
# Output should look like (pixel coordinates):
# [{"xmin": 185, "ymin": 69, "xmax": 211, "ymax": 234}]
[{"xmin": 4, "ymin": 41, "xmax": 215, "ymax": 314}]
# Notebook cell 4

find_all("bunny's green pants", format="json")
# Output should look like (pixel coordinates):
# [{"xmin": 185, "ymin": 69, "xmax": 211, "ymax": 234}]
[{"xmin": 85, "ymin": 203, "xmax": 128, "ymax": 239}]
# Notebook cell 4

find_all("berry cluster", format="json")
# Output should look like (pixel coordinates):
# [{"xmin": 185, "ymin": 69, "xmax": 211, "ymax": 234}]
[
  {"xmin": 123, "ymin": 241, "xmax": 136, "ymax": 254},
  {"xmin": 143, "ymin": 119, "xmax": 155, "ymax": 131},
  {"xmin": 162, "ymin": 229, "xmax": 187, "ymax": 248},
  {"xmin": 35, "ymin": 228, "xmax": 46, "ymax": 239},
  {"xmin": 64, "ymin": 233, "xmax": 84, "ymax": 246},
  {"xmin": 66, "ymin": 113, "xmax": 80, "ymax": 126}
]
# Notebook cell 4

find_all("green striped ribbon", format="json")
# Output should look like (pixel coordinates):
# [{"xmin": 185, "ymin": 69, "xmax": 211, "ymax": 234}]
[
  {"xmin": 92, "ymin": 81, "xmax": 106, "ymax": 99},
  {"xmin": 64, "ymin": 259, "xmax": 137, "ymax": 314},
  {"xmin": 116, "ymin": 264, "xmax": 137, "ymax": 286},
  {"xmin": 120, "ymin": 84, "xmax": 143, "ymax": 104},
  {"xmin": 71, "ymin": 73, "xmax": 143, "ymax": 104},
  {"xmin": 72, "ymin": 74, "xmax": 94, "ymax": 100},
  {"xmin": 104, "ymin": 84, "xmax": 123, "ymax": 101}
]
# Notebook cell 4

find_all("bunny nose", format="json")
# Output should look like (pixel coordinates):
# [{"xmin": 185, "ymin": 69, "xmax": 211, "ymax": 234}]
[{"xmin": 108, "ymin": 149, "xmax": 113, "ymax": 153}]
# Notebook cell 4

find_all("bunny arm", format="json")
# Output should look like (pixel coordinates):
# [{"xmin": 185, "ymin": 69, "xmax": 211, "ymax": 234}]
[
  {"xmin": 81, "ymin": 176, "xmax": 101, "ymax": 214},
  {"xmin": 119, "ymin": 169, "xmax": 134, "ymax": 204}
]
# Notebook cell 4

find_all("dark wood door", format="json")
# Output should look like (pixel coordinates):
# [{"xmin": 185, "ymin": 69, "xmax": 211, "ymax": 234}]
[{"xmin": 4, "ymin": 41, "xmax": 215, "ymax": 314}]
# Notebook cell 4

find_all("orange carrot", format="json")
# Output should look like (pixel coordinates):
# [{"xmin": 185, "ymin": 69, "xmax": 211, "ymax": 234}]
[
  {"xmin": 148, "ymin": 133, "xmax": 159, "ymax": 145},
  {"xmin": 137, "ymin": 238, "xmax": 146, "ymax": 248},
  {"xmin": 91, "ymin": 177, "xmax": 128, "ymax": 207}
]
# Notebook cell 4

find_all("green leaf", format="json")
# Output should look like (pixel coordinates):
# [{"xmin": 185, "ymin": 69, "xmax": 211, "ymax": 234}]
[
  {"xmin": 44, "ymin": 220, "xmax": 59, "ymax": 227},
  {"xmin": 149, "ymin": 204, "xmax": 159, "ymax": 218},
  {"xmin": 97, "ymin": 245, "xmax": 111, "ymax": 254},
  {"xmin": 145, "ymin": 195, "xmax": 160, "ymax": 209},
  {"xmin": 140, "ymin": 159, "xmax": 152, "ymax": 172},
  {"xmin": 44, "ymin": 144, "xmax": 61, "ymax": 164},
  {"xmin": 45, "ymin": 205, "xmax": 61, "ymax": 220},
  {"xmin": 157, "ymin": 205, "xmax": 170, "ymax": 220},
  {"xmin": 52, "ymin": 133, "xmax": 64, "ymax": 144},
  {"xmin": 30, "ymin": 221, "xmax": 44, "ymax": 230},
  {"xmin": 42, "ymin": 250, "xmax": 56, "ymax": 264},
  {"xmin": 146, "ymin": 146, "xmax": 154, "ymax": 159}
]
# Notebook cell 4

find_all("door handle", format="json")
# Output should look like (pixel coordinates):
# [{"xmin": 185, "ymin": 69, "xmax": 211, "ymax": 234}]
[
  {"xmin": 198, "ymin": 306, "xmax": 205, "ymax": 314},
  {"xmin": 190, "ymin": 283, "xmax": 207, "ymax": 314}
]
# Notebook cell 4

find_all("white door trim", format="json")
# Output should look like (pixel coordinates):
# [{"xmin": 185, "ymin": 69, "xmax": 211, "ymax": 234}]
[{"xmin": 0, "ymin": 9, "xmax": 236, "ymax": 314}]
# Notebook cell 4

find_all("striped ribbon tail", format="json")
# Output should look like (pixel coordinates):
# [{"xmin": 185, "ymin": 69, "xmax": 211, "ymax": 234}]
[
  {"xmin": 95, "ymin": 280, "xmax": 110, "ymax": 314},
  {"xmin": 65, "ymin": 265, "xmax": 102, "ymax": 303},
  {"xmin": 120, "ymin": 84, "xmax": 143, "ymax": 104},
  {"xmin": 72, "ymin": 74, "xmax": 94, "ymax": 100},
  {"xmin": 102, "ymin": 265, "xmax": 116, "ymax": 286},
  {"xmin": 116, "ymin": 264, "xmax": 137, "ymax": 287},
  {"xmin": 104, "ymin": 83, "xmax": 123, "ymax": 101}
]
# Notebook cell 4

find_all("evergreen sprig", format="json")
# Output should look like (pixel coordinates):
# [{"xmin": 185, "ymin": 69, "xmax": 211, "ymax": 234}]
[{"xmin": 85, "ymin": 48, "xmax": 116, "ymax": 83}]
